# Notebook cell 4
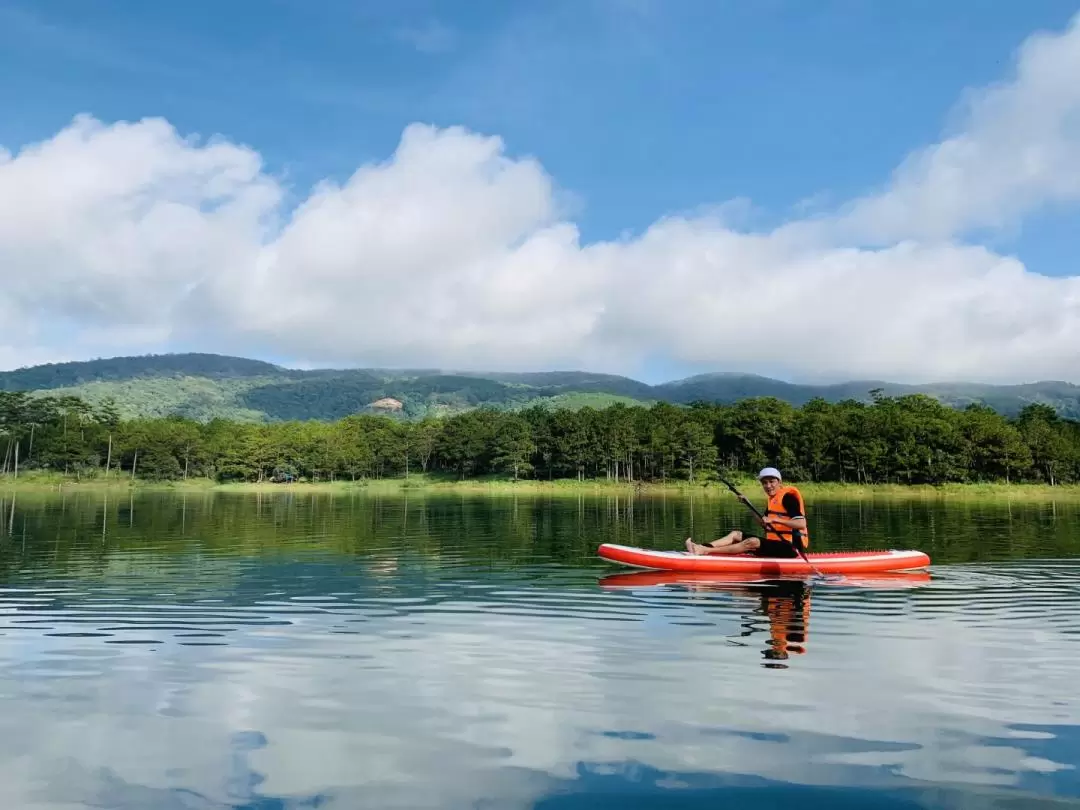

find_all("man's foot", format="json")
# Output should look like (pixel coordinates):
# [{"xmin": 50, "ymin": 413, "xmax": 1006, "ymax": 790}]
[{"xmin": 685, "ymin": 538, "xmax": 705, "ymax": 555}]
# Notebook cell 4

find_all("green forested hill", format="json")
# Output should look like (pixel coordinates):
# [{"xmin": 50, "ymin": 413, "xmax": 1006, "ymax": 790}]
[
  {"xmin": 0, "ymin": 353, "xmax": 289, "ymax": 391},
  {"xmin": 652, "ymin": 373, "xmax": 1080, "ymax": 417},
  {"xmin": 2, "ymin": 352, "xmax": 1079, "ymax": 422},
  {"xmin": 460, "ymin": 370, "xmax": 657, "ymax": 399}
]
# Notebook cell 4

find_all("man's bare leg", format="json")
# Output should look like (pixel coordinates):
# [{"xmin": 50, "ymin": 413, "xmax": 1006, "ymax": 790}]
[{"xmin": 685, "ymin": 531, "xmax": 761, "ymax": 555}]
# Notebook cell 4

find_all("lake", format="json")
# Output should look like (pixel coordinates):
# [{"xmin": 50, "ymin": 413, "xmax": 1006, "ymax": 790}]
[{"xmin": 0, "ymin": 489, "xmax": 1078, "ymax": 809}]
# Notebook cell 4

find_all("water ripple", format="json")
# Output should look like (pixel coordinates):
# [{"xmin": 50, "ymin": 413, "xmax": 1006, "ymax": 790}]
[{"xmin": 0, "ymin": 492, "xmax": 1078, "ymax": 808}]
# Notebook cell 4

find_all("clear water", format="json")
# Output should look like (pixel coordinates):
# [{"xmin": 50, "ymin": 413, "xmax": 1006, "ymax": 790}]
[{"xmin": 0, "ymin": 490, "xmax": 1078, "ymax": 809}]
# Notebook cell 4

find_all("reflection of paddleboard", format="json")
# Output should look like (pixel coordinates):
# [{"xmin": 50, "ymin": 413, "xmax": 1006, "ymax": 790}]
[
  {"xmin": 597, "ymin": 543, "xmax": 931, "ymax": 575},
  {"xmin": 598, "ymin": 569, "xmax": 931, "ymax": 590}
]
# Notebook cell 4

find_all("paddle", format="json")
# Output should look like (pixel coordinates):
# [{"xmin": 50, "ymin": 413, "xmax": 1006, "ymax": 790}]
[{"xmin": 717, "ymin": 475, "xmax": 833, "ymax": 581}]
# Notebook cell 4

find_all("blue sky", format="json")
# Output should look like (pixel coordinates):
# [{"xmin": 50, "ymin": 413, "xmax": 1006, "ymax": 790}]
[
  {"xmin": 2, "ymin": 0, "xmax": 1075, "ymax": 255},
  {"xmin": 2, "ymin": 0, "xmax": 1080, "ymax": 382}
]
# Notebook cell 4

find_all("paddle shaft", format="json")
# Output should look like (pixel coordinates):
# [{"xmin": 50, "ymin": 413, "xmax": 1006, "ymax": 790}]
[{"xmin": 717, "ymin": 476, "xmax": 826, "ymax": 577}]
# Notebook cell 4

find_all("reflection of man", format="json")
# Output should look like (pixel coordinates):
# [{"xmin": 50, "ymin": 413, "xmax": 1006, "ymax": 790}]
[
  {"xmin": 759, "ymin": 580, "xmax": 810, "ymax": 666},
  {"xmin": 597, "ymin": 571, "xmax": 812, "ymax": 665}
]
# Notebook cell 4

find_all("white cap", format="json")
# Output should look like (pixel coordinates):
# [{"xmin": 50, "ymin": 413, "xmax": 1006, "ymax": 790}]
[{"xmin": 757, "ymin": 467, "xmax": 782, "ymax": 481}]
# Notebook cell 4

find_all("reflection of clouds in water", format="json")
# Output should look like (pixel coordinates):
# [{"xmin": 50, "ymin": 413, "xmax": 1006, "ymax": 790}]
[{"xmin": 0, "ymin": 573, "xmax": 1077, "ymax": 808}]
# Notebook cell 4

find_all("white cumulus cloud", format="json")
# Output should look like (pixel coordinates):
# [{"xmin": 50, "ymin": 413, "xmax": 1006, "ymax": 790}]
[
  {"xmin": 1, "ymin": 12, "xmax": 1080, "ymax": 382},
  {"xmin": 827, "ymin": 12, "xmax": 1080, "ymax": 245}
]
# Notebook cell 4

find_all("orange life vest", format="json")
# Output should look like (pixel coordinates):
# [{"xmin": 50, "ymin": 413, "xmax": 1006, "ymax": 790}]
[{"xmin": 764, "ymin": 485, "xmax": 809, "ymax": 549}]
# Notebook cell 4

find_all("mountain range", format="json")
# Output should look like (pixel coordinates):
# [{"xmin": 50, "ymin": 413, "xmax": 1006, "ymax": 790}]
[{"xmin": 1, "ymin": 352, "xmax": 1077, "ymax": 422}]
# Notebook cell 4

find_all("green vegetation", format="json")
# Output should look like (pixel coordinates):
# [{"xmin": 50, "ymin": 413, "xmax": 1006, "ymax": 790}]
[
  {"xmin": 35, "ymin": 376, "xmax": 274, "ymax": 422},
  {"xmin": 5, "ymin": 352, "xmax": 1080, "ymax": 423},
  {"xmin": 515, "ymin": 392, "xmax": 655, "ymax": 412},
  {"xmin": 3, "ymin": 387, "xmax": 1080, "ymax": 492},
  {"xmin": 0, "ymin": 352, "xmax": 287, "ymax": 390},
  {"xmin": 11, "ymin": 471, "xmax": 1080, "ymax": 505}
]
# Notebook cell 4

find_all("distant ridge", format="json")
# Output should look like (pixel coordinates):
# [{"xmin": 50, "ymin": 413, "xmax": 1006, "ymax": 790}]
[
  {"xmin": 0, "ymin": 353, "xmax": 288, "ymax": 389},
  {"xmin": 2, "ymin": 352, "xmax": 1078, "ymax": 423}
]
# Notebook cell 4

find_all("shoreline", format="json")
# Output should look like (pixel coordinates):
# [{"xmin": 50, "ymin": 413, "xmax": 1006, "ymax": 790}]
[{"xmin": 3, "ymin": 474, "xmax": 1080, "ymax": 501}]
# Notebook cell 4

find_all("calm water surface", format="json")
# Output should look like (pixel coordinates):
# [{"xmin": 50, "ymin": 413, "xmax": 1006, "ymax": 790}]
[{"xmin": 1, "ymin": 490, "xmax": 1078, "ymax": 809}]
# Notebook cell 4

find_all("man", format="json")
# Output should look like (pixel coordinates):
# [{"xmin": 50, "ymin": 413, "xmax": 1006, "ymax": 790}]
[{"xmin": 685, "ymin": 467, "xmax": 809, "ymax": 558}]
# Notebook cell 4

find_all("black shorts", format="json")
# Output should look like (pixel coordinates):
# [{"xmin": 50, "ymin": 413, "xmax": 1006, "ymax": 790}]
[{"xmin": 751, "ymin": 538, "xmax": 800, "ymax": 559}]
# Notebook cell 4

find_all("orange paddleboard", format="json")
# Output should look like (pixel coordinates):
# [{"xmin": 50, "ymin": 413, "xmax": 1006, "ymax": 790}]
[{"xmin": 597, "ymin": 543, "xmax": 931, "ymax": 575}]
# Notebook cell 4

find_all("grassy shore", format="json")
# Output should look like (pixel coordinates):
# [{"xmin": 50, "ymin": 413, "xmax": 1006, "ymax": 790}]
[{"xmin": 3, "ymin": 471, "xmax": 1080, "ymax": 501}]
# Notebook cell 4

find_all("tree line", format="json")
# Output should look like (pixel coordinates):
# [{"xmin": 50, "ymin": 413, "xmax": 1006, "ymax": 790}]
[{"xmin": 1, "ymin": 389, "xmax": 1078, "ymax": 485}]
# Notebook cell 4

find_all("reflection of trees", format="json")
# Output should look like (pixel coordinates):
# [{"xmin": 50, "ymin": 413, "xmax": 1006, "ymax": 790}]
[{"xmin": 0, "ymin": 490, "xmax": 1074, "ymax": 597}]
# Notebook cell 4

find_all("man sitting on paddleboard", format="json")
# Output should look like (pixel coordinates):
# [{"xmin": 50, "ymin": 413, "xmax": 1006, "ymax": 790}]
[{"xmin": 685, "ymin": 467, "xmax": 808, "ymax": 559}]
